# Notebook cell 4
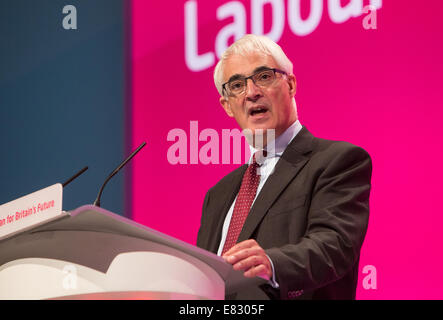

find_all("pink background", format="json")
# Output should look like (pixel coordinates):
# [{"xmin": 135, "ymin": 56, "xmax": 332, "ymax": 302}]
[{"xmin": 130, "ymin": 0, "xmax": 443, "ymax": 299}]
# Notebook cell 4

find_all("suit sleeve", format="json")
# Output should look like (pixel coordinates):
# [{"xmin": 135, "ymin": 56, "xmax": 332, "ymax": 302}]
[{"xmin": 265, "ymin": 144, "xmax": 372, "ymax": 299}]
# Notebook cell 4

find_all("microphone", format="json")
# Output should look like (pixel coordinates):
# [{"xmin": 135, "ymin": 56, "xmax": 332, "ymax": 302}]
[
  {"xmin": 93, "ymin": 142, "xmax": 146, "ymax": 207},
  {"xmin": 62, "ymin": 166, "xmax": 89, "ymax": 188}
]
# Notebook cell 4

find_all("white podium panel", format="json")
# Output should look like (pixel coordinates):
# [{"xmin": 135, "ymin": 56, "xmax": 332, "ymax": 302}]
[
  {"xmin": 0, "ymin": 251, "xmax": 224, "ymax": 300},
  {"xmin": 0, "ymin": 205, "xmax": 264, "ymax": 300}
]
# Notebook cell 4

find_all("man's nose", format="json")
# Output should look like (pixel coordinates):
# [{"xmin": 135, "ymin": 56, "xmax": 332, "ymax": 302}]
[{"xmin": 245, "ymin": 78, "xmax": 262, "ymax": 101}]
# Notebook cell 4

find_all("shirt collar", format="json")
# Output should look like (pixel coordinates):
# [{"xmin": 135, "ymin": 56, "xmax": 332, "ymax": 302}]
[{"xmin": 248, "ymin": 120, "xmax": 303, "ymax": 163}]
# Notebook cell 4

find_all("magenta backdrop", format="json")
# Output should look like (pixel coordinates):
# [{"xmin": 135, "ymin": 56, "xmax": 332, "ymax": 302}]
[{"xmin": 130, "ymin": 0, "xmax": 443, "ymax": 299}]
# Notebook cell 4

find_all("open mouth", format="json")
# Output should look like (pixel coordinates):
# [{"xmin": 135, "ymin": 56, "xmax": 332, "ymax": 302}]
[{"xmin": 249, "ymin": 106, "xmax": 269, "ymax": 116}]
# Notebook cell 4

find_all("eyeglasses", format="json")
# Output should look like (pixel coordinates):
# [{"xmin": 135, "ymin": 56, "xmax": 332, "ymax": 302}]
[{"xmin": 222, "ymin": 68, "xmax": 287, "ymax": 97}]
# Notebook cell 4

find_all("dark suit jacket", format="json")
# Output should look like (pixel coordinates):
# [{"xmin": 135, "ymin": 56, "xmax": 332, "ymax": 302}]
[{"xmin": 196, "ymin": 126, "xmax": 372, "ymax": 300}]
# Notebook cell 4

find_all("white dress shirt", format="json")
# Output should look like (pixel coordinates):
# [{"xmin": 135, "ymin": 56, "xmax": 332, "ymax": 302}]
[{"xmin": 217, "ymin": 120, "xmax": 303, "ymax": 288}]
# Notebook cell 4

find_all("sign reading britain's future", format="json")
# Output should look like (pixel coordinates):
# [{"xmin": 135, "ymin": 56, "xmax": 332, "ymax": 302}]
[{"xmin": 0, "ymin": 184, "xmax": 63, "ymax": 240}]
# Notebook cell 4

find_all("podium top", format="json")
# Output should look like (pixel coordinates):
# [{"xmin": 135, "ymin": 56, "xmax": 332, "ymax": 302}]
[{"xmin": 0, "ymin": 205, "xmax": 265, "ymax": 295}]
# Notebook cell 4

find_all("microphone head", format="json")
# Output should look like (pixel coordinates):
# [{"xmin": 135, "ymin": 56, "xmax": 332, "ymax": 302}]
[{"xmin": 93, "ymin": 142, "xmax": 146, "ymax": 208}]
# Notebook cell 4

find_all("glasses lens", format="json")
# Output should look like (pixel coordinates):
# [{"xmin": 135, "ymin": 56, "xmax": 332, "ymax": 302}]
[
  {"xmin": 228, "ymin": 79, "xmax": 246, "ymax": 95},
  {"xmin": 254, "ymin": 69, "xmax": 276, "ymax": 86}
]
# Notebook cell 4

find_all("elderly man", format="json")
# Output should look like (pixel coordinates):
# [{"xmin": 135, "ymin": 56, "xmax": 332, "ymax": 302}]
[{"xmin": 196, "ymin": 34, "xmax": 372, "ymax": 300}]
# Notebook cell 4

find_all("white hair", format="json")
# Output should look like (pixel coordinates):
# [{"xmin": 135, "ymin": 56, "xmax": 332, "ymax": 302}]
[{"xmin": 213, "ymin": 34, "xmax": 294, "ymax": 96}]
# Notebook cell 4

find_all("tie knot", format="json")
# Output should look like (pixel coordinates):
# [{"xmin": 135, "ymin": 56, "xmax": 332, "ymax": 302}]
[{"xmin": 252, "ymin": 150, "xmax": 267, "ymax": 167}]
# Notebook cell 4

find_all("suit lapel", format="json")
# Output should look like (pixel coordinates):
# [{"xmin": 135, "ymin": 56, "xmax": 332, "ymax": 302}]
[
  {"xmin": 205, "ymin": 165, "xmax": 247, "ymax": 253},
  {"xmin": 237, "ymin": 126, "xmax": 315, "ymax": 243}
]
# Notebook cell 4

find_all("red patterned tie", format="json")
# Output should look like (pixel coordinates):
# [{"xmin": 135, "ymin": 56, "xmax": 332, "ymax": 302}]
[{"xmin": 222, "ymin": 153, "xmax": 261, "ymax": 255}]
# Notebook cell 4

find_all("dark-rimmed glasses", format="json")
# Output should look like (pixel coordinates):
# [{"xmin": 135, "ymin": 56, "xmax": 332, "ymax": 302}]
[{"xmin": 222, "ymin": 68, "xmax": 287, "ymax": 97}]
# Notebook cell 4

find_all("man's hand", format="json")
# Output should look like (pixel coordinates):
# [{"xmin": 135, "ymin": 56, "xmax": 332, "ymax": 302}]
[{"xmin": 222, "ymin": 239, "xmax": 272, "ymax": 280}]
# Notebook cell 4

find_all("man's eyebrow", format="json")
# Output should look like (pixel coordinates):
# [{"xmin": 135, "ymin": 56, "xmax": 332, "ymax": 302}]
[
  {"xmin": 227, "ymin": 73, "xmax": 244, "ymax": 83},
  {"xmin": 252, "ymin": 65, "xmax": 272, "ymax": 74},
  {"xmin": 226, "ymin": 65, "xmax": 271, "ymax": 83}
]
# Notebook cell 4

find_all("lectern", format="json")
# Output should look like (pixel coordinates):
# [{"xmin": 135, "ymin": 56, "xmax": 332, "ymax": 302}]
[{"xmin": 0, "ymin": 205, "xmax": 264, "ymax": 300}]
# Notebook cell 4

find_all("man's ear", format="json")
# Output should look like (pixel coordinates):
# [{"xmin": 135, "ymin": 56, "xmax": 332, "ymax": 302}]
[
  {"xmin": 220, "ymin": 96, "xmax": 234, "ymax": 117},
  {"xmin": 287, "ymin": 74, "xmax": 297, "ymax": 97}
]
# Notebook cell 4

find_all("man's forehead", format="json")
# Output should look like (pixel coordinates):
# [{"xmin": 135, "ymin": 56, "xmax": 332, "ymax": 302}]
[{"xmin": 223, "ymin": 53, "xmax": 277, "ymax": 79}]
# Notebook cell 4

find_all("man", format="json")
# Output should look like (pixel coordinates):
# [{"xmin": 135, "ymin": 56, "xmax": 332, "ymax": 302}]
[{"xmin": 196, "ymin": 34, "xmax": 372, "ymax": 300}]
